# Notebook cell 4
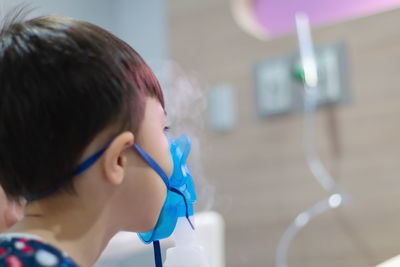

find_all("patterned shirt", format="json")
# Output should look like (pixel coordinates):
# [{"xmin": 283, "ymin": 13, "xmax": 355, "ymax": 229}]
[{"xmin": 0, "ymin": 233, "xmax": 79, "ymax": 267}]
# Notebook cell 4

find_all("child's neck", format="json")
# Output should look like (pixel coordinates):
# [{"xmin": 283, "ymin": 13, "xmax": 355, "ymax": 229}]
[{"xmin": 8, "ymin": 195, "xmax": 117, "ymax": 267}]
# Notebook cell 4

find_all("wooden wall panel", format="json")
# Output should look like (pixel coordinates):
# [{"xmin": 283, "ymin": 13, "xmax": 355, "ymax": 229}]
[{"xmin": 168, "ymin": 1, "xmax": 400, "ymax": 266}]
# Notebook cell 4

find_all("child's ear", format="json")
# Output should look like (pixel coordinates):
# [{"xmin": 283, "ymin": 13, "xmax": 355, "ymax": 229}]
[{"xmin": 103, "ymin": 131, "xmax": 134, "ymax": 185}]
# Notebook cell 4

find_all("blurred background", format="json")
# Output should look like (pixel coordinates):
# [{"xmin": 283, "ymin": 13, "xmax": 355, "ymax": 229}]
[{"xmin": 3, "ymin": 0, "xmax": 400, "ymax": 266}]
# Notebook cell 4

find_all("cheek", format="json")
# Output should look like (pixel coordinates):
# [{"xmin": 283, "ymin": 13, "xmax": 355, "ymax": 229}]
[
  {"xmin": 154, "ymin": 136, "xmax": 173, "ymax": 178},
  {"xmin": 162, "ymin": 134, "xmax": 173, "ymax": 175},
  {"xmin": 126, "ymin": 169, "xmax": 168, "ymax": 232},
  {"xmin": 164, "ymin": 145, "xmax": 173, "ymax": 178}
]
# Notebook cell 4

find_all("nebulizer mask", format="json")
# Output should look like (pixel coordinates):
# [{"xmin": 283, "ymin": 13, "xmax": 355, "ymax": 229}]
[{"xmin": 134, "ymin": 134, "xmax": 209, "ymax": 267}]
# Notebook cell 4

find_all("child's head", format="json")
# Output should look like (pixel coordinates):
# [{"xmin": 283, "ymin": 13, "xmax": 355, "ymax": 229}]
[{"xmin": 0, "ymin": 15, "xmax": 172, "ymax": 232}]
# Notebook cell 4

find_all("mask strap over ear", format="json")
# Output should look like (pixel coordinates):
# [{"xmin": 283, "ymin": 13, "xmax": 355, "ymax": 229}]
[{"xmin": 74, "ymin": 141, "xmax": 113, "ymax": 176}]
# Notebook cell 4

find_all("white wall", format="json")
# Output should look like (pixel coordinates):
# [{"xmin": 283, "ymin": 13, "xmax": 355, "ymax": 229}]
[
  {"xmin": 112, "ymin": 0, "xmax": 168, "ymax": 70},
  {"xmin": 3, "ymin": 0, "xmax": 168, "ymax": 70}
]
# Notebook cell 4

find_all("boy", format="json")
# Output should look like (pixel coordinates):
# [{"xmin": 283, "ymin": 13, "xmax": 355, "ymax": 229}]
[{"xmin": 0, "ymin": 13, "xmax": 174, "ymax": 266}]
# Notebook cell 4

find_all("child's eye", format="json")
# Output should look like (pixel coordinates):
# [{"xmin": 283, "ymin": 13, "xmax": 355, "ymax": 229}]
[{"xmin": 163, "ymin": 126, "xmax": 170, "ymax": 133}]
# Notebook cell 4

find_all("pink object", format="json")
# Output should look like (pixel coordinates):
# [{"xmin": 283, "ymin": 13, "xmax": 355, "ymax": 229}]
[
  {"xmin": 5, "ymin": 255, "xmax": 22, "ymax": 267},
  {"xmin": 252, "ymin": 0, "xmax": 400, "ymax": 36}
]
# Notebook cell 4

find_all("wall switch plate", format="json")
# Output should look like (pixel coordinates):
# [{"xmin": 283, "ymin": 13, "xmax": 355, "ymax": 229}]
[
  {"xmin": 255, "ymin": 59, "xmax": 292, "ymax": 116},
  {"xmin": 207, "ymin": 84, "xmax": 237, "ymax": 132}
]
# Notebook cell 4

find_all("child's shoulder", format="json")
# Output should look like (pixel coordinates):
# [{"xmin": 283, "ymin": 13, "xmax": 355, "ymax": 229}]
[{"xmin": 0, "ymin": 233, "xmax": 79, "ymax": 267}]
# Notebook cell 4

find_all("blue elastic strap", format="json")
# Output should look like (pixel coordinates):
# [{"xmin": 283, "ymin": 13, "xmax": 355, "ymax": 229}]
[
  {"xmin": 133, "ymin": 144, "xmax": 170, "ymax": 189},
  {"xmin": 74, "ymin": 142, "xmax": 112, "ymax": 176},
  {"xmin": 25, "ymin": 181, "xmax": 67, "ymax": 202},
  {"xmin": 153, "ymin": 241, "xmax": 163, "ymax": 267},
  {"xmin": 170, "ymin": 188, "xmax": 195, "ymax": 230},
  {"xmin": 25, "ymin": 141, "xmax": 112, "ymax": 202},
  {"xmin": 26, "ymin": 141, "xmax": 170, "ymax": 201}
]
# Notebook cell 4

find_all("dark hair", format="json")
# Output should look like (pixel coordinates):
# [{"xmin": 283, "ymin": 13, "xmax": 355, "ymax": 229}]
[{"xmin": 0, "ymin": 13, "xmax": 164, "ymax": 200}]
